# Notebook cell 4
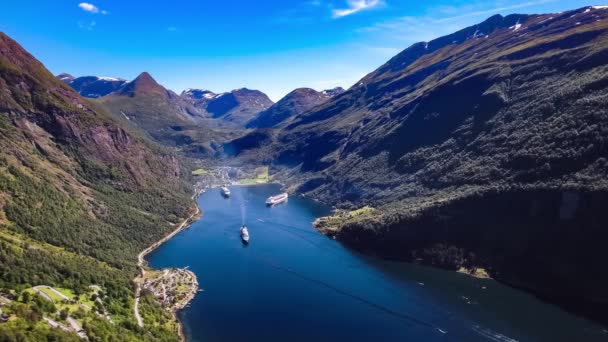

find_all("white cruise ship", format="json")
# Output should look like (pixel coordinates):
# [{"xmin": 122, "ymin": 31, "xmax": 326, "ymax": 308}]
[
  {"xmin": 221, "ymin": 186, "xmax": 230, "ymax": 197},
  {"xmin": 266, "ymin": 193, "xmax": 288, "ymax": 206},
  {"xmin": 240, "ymin": 226, "xmax": 249, "ymax": 243}
]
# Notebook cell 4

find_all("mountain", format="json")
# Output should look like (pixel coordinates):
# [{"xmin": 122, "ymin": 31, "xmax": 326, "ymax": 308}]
[
  {"xmin": 252, "ymin": 7, "xmax": 608, "ymax": 321},
  {"xmin": 58, "ymin": 74, "xmax": 128, "ymax": 98},
  {"xmin": 184, "ymin": 87, "xmax": 273, "ymax": 126},
  {"xmin": 321, "ymin": 86, "xmax": 345, "ymax": 97},
  {"xmin": 247, "ymin": 87, "xmax": 345, "ymax": 129},
  {"xmin": 56, "ymin": 72, "xmax": 75, "ymax": 83},
  {"xmin": 181, "ymin": 88, "xmax": 218, "ymax": 110},
  {"xmin": 100, "ymin": 74, "xmax": 246, "ymax": 158},
  {"xmin": 115, "ymin": 71, "xmax": 165, "ymax": 97},
  {"xmin": 99, "ymin": 72, "xmax": 206, "ymax": 142},
  {"xmin": 0, "ymin": 32, "xmax": 191, "ymax": 340}
]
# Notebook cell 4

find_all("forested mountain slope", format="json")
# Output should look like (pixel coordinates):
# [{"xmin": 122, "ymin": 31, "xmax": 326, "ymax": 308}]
[
  {"xmin": 0, "ymin": 32, "xmax": 193, "ymax": 340},
  {"xmin": 264, "ymin": 7, "xmax": 608, "ymax": 321}
]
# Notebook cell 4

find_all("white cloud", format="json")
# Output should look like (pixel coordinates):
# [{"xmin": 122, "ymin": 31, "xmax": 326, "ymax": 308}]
[
  {"xmin": 78, "ymin": 2, "xmax": 98, "ymax": 13},
  {"xmin": 332, "ymin": 0, "xmax": 382, "ymax": 18},
  {"xmin": 78, "ymin": 2, "xmax": 107, "ymax": 14}
]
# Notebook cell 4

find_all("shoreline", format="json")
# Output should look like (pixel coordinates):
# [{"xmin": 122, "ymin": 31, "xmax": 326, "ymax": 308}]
[
  {"xmin": 172, "ymin": 269, "xmax": 198, "ymax": 341},
  {"xmin": 134, "ymin": 194, "xmax": 202, "ymax": 342}
]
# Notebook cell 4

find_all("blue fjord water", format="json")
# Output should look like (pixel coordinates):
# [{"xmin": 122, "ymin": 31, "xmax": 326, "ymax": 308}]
[{"xmin": 147, "ymin": 184, "xmax": 607, "ymax": 341}]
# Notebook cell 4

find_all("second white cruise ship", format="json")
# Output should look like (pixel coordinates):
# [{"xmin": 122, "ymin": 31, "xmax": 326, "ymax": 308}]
[{"xmin": 266, "ymin": 193, "xmax": 288, "ymax": 206}]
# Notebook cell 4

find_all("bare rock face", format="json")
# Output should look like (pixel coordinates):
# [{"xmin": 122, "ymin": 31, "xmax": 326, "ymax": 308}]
[{"xmin": 0, "ymin": 32, "xmax": 185, "ymax": 188}]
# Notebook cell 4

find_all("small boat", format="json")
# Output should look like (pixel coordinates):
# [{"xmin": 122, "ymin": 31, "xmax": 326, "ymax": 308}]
[
  {"xmin": 240, "ymin": 226, "xmax": 249, "ymax": 243},
  {"xmin": 266, "ymin": 193, "xmax": 288, "ymax": 206},
  {"xmin": 221, "ymin": 186, "xmax": 230, "ymax": 197}
]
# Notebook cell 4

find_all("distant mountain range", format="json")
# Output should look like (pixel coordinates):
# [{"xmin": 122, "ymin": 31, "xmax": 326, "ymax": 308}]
[
  {"xmin": 247, "ymin": 87, "xmax": 344, "ymax": 128},
  {"xmin": 57, "ymin": 74, "xmax": 344, "ymax": 129},
  {"xmin": 57, "ymin": 73, "xmax": 277, "ymax": 128},
  {"xmin": 98, "ymin": 71, "xmax": 211, "ymax": 152},
  {"xmin": 183, "ymin": 87, "xmax": 274, "ymax": 126},
  {"xmin": 58, "ymin": 74, "xmax": 128, "ymax": 98},
  {"xmin": 55, "ymin": 72, "xmax": 344, "ymax": 158}
]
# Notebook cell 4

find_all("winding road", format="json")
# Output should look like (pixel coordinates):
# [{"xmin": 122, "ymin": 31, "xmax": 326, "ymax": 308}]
[
  {"xmin": 134, "ymin": 205, "xmax": 200, "ymax": 328},
  {"xmin": 33, "ymin": 285, "xmax": 70, "ymax": 303}
]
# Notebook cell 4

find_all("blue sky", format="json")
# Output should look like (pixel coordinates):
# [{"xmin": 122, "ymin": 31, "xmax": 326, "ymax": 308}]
[{"xmin": 0, "ymin": 0, "xmax": 596, "ymax": 100}]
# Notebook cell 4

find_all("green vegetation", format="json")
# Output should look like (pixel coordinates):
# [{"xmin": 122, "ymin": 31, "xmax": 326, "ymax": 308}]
[
  {"xmin": 0, "ymin": 317, "xmax": 81, "ymax": 342},
  {"xmin": 36, "ymin": 288, "xmax": 63, "ymax": 303},
  {"xmin": 191, "ymin": 168, "xmax": 207, "ymax": 176},
  {"xmin": 0, "ymin": 150, "xmax": 189, "ymax": 340},
  {"xmin": 55, "ymin": 288, "xmax": 76, "ymax": 301},
  {"xmin": 138, "ymin": 294, "xmax": 179, "ymax": 341},
  {"xmin": 238, "ymin": 166, "xmax": 269, "ymax": 184},
  {"xmin": 314, "ymin": 206, "xmax": 375, "ymax": 233},
  {"xmin": 347, "ymin": 206, "xmax": 375, "ymax": 217},
  {"xmin": 0, "ymin": 33, "xmax": 193, "ymax": 339}
]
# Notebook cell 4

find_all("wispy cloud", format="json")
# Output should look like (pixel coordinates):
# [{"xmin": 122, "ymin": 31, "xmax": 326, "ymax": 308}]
[
  {"xmin": 78, "ymin": 2, "xmax": 108, "ymax": 15},
  {"xmin": 433, "ymin": 0, "xmax": 556, "ymax": 23},
  {"xmin": 167, "ymin": 27, "xmax": 179, "ymax": 32},
  {"xmin": 332, "ymin": 0, "xmax": 383, "ymax": 18},
  {"xmin": 274, "ymin": 1, "xmax": 330, "ymax": 23},
  {"xmin": 78, "ymin": 20, "xmax": 96, "ymax": 31},
  {"xmin": 360, "ymin": 0, "xmax": 558, "ymax": 43}
]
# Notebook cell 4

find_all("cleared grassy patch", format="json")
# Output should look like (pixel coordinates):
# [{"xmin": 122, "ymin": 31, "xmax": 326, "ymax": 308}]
[
  {"xmin": 80, "ymin": 296, "xmax": 95, "ymax": 308},
  {"xmin": 314, "ymin": 206, "xmax": 376, "ymax": 234},
  {"xmin": 238, "ymin": 166, "xmax": 269, "ymax": 184},
  {"xmin": 56, "ymin": 287, "xmax": 76, "ymax": 300},
  {"xmin": 348, "ymin": 206, "xmax": 375, "ymax": 217},
  {"xmin": 191, "ymin": 168, "xmax": 207, "ymax": 176},
  {"xmin": 38, "ymin": 288, "xmax": 64, "ymax": 302},
  {"xmin": 58, "ymin": 303, "xmax": 83, "ymax": 314}
]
